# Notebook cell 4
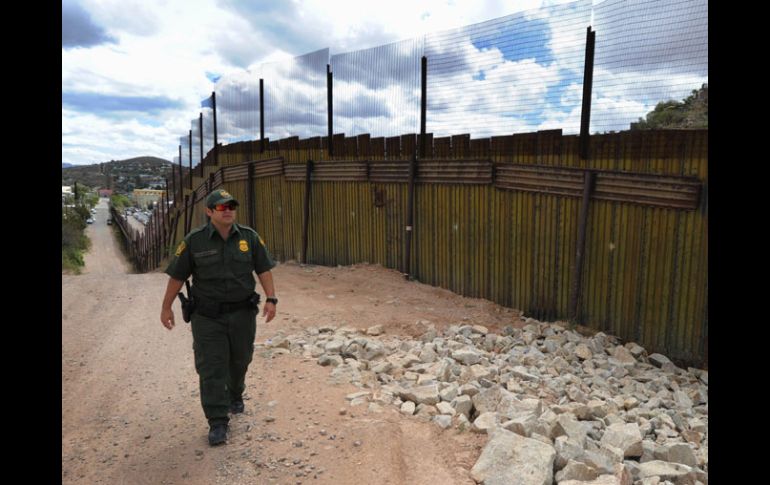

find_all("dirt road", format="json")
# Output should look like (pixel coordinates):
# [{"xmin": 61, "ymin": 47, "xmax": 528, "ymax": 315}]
[{"xmin": 62, "ymin": 206, "xmax": 529, "ymax": 484}]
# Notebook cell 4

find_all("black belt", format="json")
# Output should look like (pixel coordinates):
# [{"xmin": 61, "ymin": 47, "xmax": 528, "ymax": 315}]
[
  {"xmin": 194, "ymin": 295, "xmax": 257, "ymax": 318},
  {"xmin": 219, "ymin": 299, "xmax": 254, "ymax": 313}
]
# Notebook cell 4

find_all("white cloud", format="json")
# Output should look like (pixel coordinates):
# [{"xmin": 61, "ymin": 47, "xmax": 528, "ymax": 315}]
[
  {"xmin": 62, "ymin": 0, "xmax": 707, "ymax": 166},
  {"xmin": 590, "ymin": 66, "xmax": 707, "ymax": 132}
]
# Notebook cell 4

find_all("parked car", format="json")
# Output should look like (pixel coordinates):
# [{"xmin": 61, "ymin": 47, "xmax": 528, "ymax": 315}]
[
  {"xmin": 86, "ymin": 218, "xmax": 94, "ymax": 224},
  {"xmin": 107, "ymin": 219, "xmax": 113, "ymax": 225}
]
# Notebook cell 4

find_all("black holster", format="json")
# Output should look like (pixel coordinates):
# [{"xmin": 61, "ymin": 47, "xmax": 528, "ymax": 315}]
[
  {"xmin": 177, "ymin": 292, "xmax": 195, "ymax": 323},
  {"xmin": 177, "ymin": 280, "xmax": 195, "ymax": 323}
]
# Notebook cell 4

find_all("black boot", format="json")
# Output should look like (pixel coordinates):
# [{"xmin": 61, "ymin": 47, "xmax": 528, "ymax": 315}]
[
  {"xmin": 208, "ymin": 423, "xmax": 228, "ymax": 446},
  {"xmin": 229, "ymin": 398, "xmax": 244, "ymax": 414}
]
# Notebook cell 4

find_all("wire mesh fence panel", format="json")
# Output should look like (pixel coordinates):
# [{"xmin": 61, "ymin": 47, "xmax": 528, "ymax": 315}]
[
  {"xmin": 331, "ymin": 38, "xmax": 423, "ymax": 140},
  {"xmin": 215, "ymin": 70, "xmax": 263, "ymax": 145},
  {"xmin": 201, "ymin": 107, "xmax": 215, "ymax": 160},
  {"xmin": 191, "ymin": 118, "xmax": 202, "ymax": 169},
  {"xmin": 180, "ymin": 0, "xmax": 706, "ymax": 153},
  {"xmin": 425, "ymin": 0, "xmax": 592, "ymax": 138},
  {"xmin": 590, "ymin": 0, "xmax": 708, "ymax": 133},
  {"xmin": 179, "ymin": 135, "xmax": 190, "ymax": 170},
  {"xmin": 262, "ymin": 48, "xmax": 329, "ymax": 141}
]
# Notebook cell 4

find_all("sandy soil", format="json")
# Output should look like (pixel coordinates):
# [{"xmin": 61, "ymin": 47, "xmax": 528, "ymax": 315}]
[{"xmin": 62, "ymin": 200, "xmax": 534, "ymax": 484}]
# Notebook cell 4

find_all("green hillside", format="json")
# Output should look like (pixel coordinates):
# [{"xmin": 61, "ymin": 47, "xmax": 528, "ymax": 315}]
[
  {"xmin": 631, "ymin": 84, "xmax": 708, "ymax": 130},
  {"xmin": 62, "ymin": 156, "xmax": 189, "ymax": 194}
]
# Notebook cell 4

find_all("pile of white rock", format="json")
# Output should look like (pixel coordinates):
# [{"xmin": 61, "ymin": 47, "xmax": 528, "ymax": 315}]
[{"xmin": 261, "ymin": 318, "xmax": 707, "ymax": 485}]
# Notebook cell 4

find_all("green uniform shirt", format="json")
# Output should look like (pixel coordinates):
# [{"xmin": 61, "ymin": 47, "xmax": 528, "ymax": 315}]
[{"xmin": 165, "ymin": 222, "xmax": 276, "ymax": 303}]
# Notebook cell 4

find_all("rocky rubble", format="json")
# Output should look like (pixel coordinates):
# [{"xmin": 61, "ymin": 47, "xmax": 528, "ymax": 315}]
[{"xmin": 259, "ymin": 318, "xmax": 708, "ymax": 485}]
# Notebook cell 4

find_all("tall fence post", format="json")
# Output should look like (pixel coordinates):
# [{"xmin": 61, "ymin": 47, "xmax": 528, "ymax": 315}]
[
  {"xmin": 569, "ymin": 170, "xmax": 595, "ymax": 323},
  {"xmin": 154, "ymin": 209, "xmax": 159, "ymax": 267},
  {"xmin": 164, "ymin": 181, "xmax": 170, "ymax": 256},
  {"xmin": 211, "ymin": 91, "xmax": 218, "ymax": 166},
  {"xmin": 170, "ymin": 207, "xmax": 179, "ymax": 257},
  {"xmin": 156, "ymin": 207, "xmax": 161, "ymax": 263},
  {"xmin": 188, "ymin": 131, "xmax": 193, "ymax": 191},
  {"xmin": 327, "ymin": 65, "xmax": 333, "ymax": 158},
  {"xmin": 199, "ymin": 112, "xmax": 204, "ymax": 177},
  {"xmin": 141, "ymin": 232, "xmax": 145, "ymax": 272},
  {"xmin": 579, "ymin": 26, "xmax": 596, "ymax": 160},
  {"xmin": 187, "ymin": 193, "xmax": 196, "ymax": 234},
  {"xmin": 404, "ymin": 152, "xmax": 417, "ymax": 278},
  {"xmin": 154, "ymin": 214, "xmax": 157, "ymax": 266},
  {"xmin": 148, "ymin": 218, "xmax": 152, "ymax": 270},
  {"xmin": 420, "ymin": 56, "xmax": 427, "ymax": 159},
  {"xmin": 183, "ymin": 194, "xmax": 190, "ymax": 234},
  {"xmin": 178, "ymin": 145, "xmax": 183, "ymax": 203},
  {"xmin": 259, "ymin": 79, "xmax": 265, "ymax": 153},
  {"xmin": 136, "ymin": 233, "xmax": 140, "ymax": 272},
  {"xmin": 247, "ymin": 162, "xmax": 256, "ymax": 228},
  {"xmin": 301, "ymin": 159, "xmax": 314, "ymax": 264}
]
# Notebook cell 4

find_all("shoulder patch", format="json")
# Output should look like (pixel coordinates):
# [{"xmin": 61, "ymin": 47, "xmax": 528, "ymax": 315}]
[
  {"xmin": 175, "ymin": 240, "xmax": 187, "ymax": 256},
  {"xmin": 258, "ymin": 234, "xmax": 266, "ymax": 247}
]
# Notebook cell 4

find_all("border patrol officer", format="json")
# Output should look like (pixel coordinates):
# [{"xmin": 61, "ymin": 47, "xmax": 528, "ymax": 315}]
[{"xmin": 160, "ymin": 189, "xmax": 278, "ymax": 446}]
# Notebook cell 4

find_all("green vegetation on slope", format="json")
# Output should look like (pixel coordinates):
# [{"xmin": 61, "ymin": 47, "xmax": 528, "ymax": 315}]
[{"xmin": 631, "ymin": 84, "xmax": 708, "ymax": 130}]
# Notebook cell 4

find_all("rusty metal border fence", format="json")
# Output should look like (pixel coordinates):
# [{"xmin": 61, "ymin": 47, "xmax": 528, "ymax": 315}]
[{"xmin": 121, "ymin": 128, "xmax": 707, "ymax": 367}]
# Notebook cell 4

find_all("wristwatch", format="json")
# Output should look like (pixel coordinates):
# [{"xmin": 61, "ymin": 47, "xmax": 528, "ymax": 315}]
[{"xmin": 266, "ymin": 297, "xmax": 278, "ymax": 305}]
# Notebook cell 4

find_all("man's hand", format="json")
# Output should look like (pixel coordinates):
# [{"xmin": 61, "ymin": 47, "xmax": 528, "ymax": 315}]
[
  {"xmin": 262, "ymin": 302, "xmax": 276, "ymax": 323},
  {"xmin": 161, "ymin": 308, "xmax": 175, "ymax": 330},
  {"xmin": 161, "ymin": 278, "xmax": 185, "ymax": 331},
  {"xmin": 256, "ymin": 271, "xmax": 277, "ymax": 323}
]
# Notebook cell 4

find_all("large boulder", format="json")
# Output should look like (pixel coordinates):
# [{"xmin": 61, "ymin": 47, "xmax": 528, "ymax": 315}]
[{"xmin": 470, "ymin": 428, "xmax": 556, "ymax": 485}]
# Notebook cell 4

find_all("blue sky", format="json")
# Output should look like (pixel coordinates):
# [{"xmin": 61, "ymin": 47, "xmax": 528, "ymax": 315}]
[{"xmin": 62, "ymin": 0, "xmax": 707, "ymax": 166}]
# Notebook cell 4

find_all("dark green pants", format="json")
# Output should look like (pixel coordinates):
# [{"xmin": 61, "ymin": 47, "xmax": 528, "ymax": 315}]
[{"xmin": 190, "ymin": 307, "xmax": 257, "ymax": 425}]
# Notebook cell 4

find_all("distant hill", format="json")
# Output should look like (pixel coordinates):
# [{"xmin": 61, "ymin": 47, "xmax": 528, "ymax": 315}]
[
  {"xmin": 62, "ymin": 162, "xmax": 74, "ymax": 168},
  {"xmin": 62, "ymin": 156, "xmax": 189, "ymax": 194},
  {"xmin": 631, "ymin": 84, "xmax": 708, "ymax": 130}
]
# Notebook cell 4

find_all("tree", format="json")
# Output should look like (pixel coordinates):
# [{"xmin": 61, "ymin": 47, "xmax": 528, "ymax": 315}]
[
  {"xmin": 110, "ymin": 194, "xmax": 131, "ymax": 210},
  {"xmin": 631, "ymin": 84, "xmax": 708, "ymax": 130}
]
